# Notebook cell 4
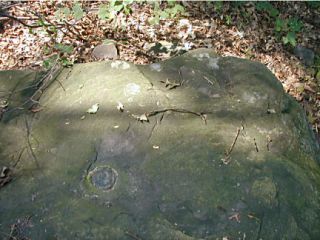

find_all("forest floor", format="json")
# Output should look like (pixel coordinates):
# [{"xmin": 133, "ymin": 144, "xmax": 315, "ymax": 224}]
[{"xmin": 0, "ymin": 1, "xmax": 319, "ymax": 141}]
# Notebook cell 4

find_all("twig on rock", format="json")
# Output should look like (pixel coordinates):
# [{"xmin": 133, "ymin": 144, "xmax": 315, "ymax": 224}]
[
  {"xmin": 24, "ymin": 117, "xmax": 40, "ymax": 168},
  {"xmin": 222, "ymin": 127, "xmax": 241, "ymax": 164}
]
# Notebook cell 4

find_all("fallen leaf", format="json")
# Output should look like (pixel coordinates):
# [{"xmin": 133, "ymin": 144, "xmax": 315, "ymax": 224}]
[
  {"xmin": 132, "ymin": 113, "xmax": 149, "ymax": 122},
  {"xmin": 229, "ymin": 213, "xmax": 241, "ymax": 223},
  {"xmin": 138, "ymin": 113, "xmax": 149, "ymax": 122},
  {"xmin": 30, "ymin": 106, "xmax": 43, "ymax": 113},
  {"xmin": 80, "ymin": 115, "xmax": 86, "ymax": 120},
  {"xmin": 267, "ymin": 108, "xmax": 276, "ymax": 114},
  {"xmin": 117, "ymin": 102, "xmax": 124, "ymax": 112},
  {"xmin": 87, "ymin": 103, "xmax": 99, "ymax": 114}
]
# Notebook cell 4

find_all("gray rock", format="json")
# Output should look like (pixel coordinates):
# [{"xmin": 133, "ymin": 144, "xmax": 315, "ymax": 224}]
[
  {"xmin": 294, "ymin": 45, "xmax": 315, "ymax": 66},
  {"xmin": 92, "ymin": 43, "xmax": 118, "ymax": 60},
  {"xmin": 0, "ymin": 49, "xmax": 319, "ymax": 239}
]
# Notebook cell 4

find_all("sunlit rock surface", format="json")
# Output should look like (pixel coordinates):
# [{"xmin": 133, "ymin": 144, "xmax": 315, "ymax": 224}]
[{"xmin": 0, "ymin": 49, "xmax": 319, "ymax": 239}]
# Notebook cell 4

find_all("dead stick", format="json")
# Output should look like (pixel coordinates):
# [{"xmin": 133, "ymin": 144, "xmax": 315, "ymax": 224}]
[
  {"xmin": 124, "ymin": 230, "xmax": 142, "ymax": 240},
  {"xmin": 225, "ymin": 128, "xmax": 241, "ymax": 157},
  {"xmin": 253, "ymin": 138, "xmax": 259, "ymax": 152},
  {"xmin": 147, "ymin": 108, "xmax": 208, "ymax": 124},
  {"xmin": 25, "ymin": 117, "xmax": 40, "ymax": 168},
  {"xmin": 146, "ymin": 108, "xmax": 206, "ymax": 118}
]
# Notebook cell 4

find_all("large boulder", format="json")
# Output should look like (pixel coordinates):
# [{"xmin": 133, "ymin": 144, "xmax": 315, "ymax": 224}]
[{"xmin": 0, "ymin": 49, "xmax": 319, "ymax": 239}]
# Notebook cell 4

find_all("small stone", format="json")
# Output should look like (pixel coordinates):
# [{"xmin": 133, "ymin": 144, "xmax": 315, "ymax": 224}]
[
  {"xmin": 293, "ymin": 45, "xmax": 314, "ymax": 67},
  {"xmin": 92, "ymin": 43, "xmax": 118, "ymax": 60}
]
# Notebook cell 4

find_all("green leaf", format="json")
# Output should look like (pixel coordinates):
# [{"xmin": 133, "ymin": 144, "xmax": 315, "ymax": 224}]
[
  {"xmin": 214, "ymin": 1, "xmax": 223, "ymax": 12},
  {"xmin": 160, "ymin": 10, "xmax": 169, "ymax": 19},
  {"xmin": 62, "ymin": 7, "xmax": 71, "ymax": 17},
  {"xmin": 287, "ymin": 32, "xmax": 296, "ymax": 46},
  {"xmin": 98, "ymin": 4, "xmax": 109, "ymax": 20},
  {"xmin": 283, "ymin": 32, "xmax": 296, "ymax": 46},
  {"xmin": 123, "ymin": 0, "xmax": 134, "ymax": 5},
  {"xmin": 111, "ymin": 4, "xmax": 124, "ymax": 13},
  {"xmin": 148, "ymin": 16, "xmax": 160, "ymax": 25},
  {"xmin": 173, "ymin": 4, "xmax": 185, "ymax": 13},
  {"xmin": 255, "ymin": 2, "xmax": 279, "ymax": 18},
  {"xmin": 61, "ymin": 57, "xmax": 73, "ymax": 67},
  {"xmin": 42, "ymin": 55, "xmax": 58, "ymax": 69},
  {"xmin": 123, "ymin": 5, "xmax": 131, "ymax": 15},
  {"xmin": 282, "ymin": 36, "xmax": 289, "ymax": 44},
  {"xmin": 54, "ymin": 9, "xmax": 63, "ymax": 20},
  {"xmin": 275, "ymin": 18, "xmax": 285, "ymax": 32},
  {"xmin": 288, "ymin": 18, "xmax": 303, "ymax": 32},
  {"xmin": 110, "ymin": 0, "xmax": 117, "ymax": 7},
  {"xmin": 54, "ymin": 43, "xmax": 74, "ymax": 54},
  {"xmin": 269, "ymin": 8, "xmax": 278, "ymax": 18},
  {"xmin": 226, "ymin": 15, "xmax": 232, "ymax": 25},
  {"xmin": 72, "ymin": 3, "xmax": 84, "ymax": 20},
  {"xmin": 167, "ymin": 0, "xmax": 176, "ymax": 7}
]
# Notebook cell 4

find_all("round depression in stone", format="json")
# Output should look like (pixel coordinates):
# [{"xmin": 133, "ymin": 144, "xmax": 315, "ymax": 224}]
[{"xmin": 89, "ymin": 167, "xmax": 117, "ymax": 191}]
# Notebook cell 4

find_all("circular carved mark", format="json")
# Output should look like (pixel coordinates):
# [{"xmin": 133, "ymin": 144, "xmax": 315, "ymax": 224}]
[{"xmin": 88, "ymin": 166, "xmax": 118, "ymax": 191}]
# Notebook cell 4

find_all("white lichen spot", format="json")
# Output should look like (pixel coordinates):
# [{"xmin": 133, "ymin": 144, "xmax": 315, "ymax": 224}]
[
  {"xmin": 111, "ymin": 61, "xmax": 121, "ymax": 69},
  {"xmin": 124, "ymin": 83, "xmax": 141, "ymax": 96},
  {"xmin": 193, "ymin": 53, "xmax": 211, "ymax": 61},
  {"xmin": 121, "ymin": 62, "xmax": 130, "ymax": 69},
  {"xmin": 111, "ymin": 61, "xmax": 130, "ymax": 69},
  {"xmin": 207, "ymin": 57, "xmax": 219, "ymax": 70},
  {"xmin": 242, "ymin": 92, "xmax": 257, "ymax": 104},
  {"xmin": 150, "ymin": 63, "xmax": 162, "ymax": 72}
]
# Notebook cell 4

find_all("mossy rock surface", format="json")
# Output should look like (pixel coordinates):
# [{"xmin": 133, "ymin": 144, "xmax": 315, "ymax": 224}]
[{"xmin": 0, "ymin": 49, "xmax": 319, "ymax": 239}]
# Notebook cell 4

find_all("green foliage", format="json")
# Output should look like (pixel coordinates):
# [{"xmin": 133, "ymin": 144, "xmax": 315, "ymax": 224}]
[
  {"xmin": 275, "ymin": 17, "xmax": 303, "ymax": 47},
  {"xmin": 307, "ymin": 1, "xmax": 320, "ymax": 9},
  {"xmin": 148, "ymin": 1, "xmax": 185, "ymax": 25},
  {"xmin": 253, "ymin": 2, "xmax": 303, "ymax": 47},
  {"xmin": 255, "ymin": 1, "xmax": 279, "ymax": 18},
  {"xmin": 225, "ymin": 15, "xmax": 232, "ymax": 25},
  {"xmin": 98, "ymin": 0, "xmax": 133, "ymax": 20},
  {"xmin": 98, "ymin": 4, "xmax": 110, "ymax": 20},
  {"xmin": 54, "ymin": 2, "xmax": 84, "ymax": 21},
  {"xmin": 54, "ymin": 43, "xmax": 74, "ymax": 54},
  {"xmin": 282, "ymin": 32, "xmax": 296, "ymax": 46},
  {"xmin": 214, "ymin": 1, "xmax": 223, "ymax": 13},
  {"xmin": 72, "ymin": 2, "xmax": 84, "ymax": 20},
  {"xmin": 42, "ymin": 43, "xmax": 74, "ymax": 69},
  {"xmin": 42, "ymin": 55, "xmax": 58, "ymax": 69}
]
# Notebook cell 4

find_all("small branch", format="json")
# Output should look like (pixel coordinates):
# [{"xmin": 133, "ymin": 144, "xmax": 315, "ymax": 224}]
[
  {"xmin": 124, "ymin": 230, "xmax": 142, "ymax": 240},
  {"xmin": 146, "ymin": 108, "xmax": 208, "ymax": 124},
  {"xmin": 0, "ymin": 16, "xmax": 39, "ymax": 21},
  {"xmin": 0, "ymin": 12, "xmax": 43, "ymax": 28},
  {"xmin": 266, "ymin": 135, "xmax": 272, "ymax": 151},
  {"xmin": 12, "ymin": 147, "xmax": 26, "ymax": 168},
  {"xmin": 203, "ymin": 75, "xmax": 214, "ymax": 85},
  {"xmin": 147, "ymin": 121, "xmax": 157, "ymax": 141},
  {"xmin": 86, "ymin": 146, "xmax": 99, "ymax": 174},
  {"xmin": 178, "ymin": 69, "xmax": 185, "ymax": 86},
  {"xmin": 253, "ymin": 138, "xmax": 259, "ymax": 152},
  {"xmin": 222, "ymin": 127, "xmax": 241, "ymax": 164},
  {"xmin": 24, "ymin": 117, "xmax": 40, "ymax": 168}
]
